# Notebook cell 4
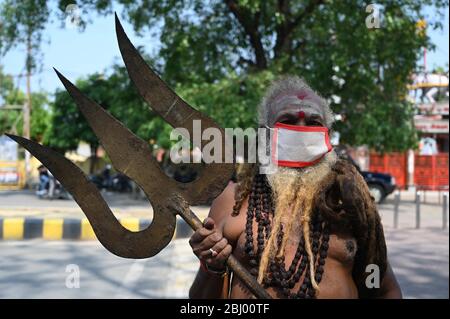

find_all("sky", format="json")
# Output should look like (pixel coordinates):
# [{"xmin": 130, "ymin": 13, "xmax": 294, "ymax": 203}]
[
  {"xmin": 1, "ymin": 2, "xmax": 448, "ymax": 96},
  {"xmin": 1, "ymin": 3, "xmax": 154, "ymax": 95}
]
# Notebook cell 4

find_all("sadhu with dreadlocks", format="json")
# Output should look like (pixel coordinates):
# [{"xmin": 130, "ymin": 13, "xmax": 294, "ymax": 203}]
[{"xmin": 189, "ymin": 77, "xmax": 402, "ymax": 299}]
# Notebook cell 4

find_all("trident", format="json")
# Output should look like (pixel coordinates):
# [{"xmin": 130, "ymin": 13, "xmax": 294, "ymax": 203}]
[{"xmin": 6, "ymin": 14, "xmax": 270, "ymax": 299}]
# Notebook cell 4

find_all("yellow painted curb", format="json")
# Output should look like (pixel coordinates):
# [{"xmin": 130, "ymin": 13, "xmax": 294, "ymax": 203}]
[
  {"xmin": 3, "ymin": 218, "xmax": 24, "ymax": 239},
  {"xmin": 43, "ymin": 219, "xmax": 64, "ymax": 240},
  {"xmin": 81, "ymin": 218, "xmax": 96, "ymax": 240},
  {"xmin": 120, "ymin": 218, "xmax": 140, "ymax": 232}
]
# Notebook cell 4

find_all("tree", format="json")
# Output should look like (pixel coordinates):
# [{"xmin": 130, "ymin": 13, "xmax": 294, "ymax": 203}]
[
  {"xmin": 0, "ymin": 93, "xmax": 49, "ymax": 139},
  {"xmin": 0, "ymin": 66, "xmax": 49, "ymax": 139},
  {"xmin": 0, "ymin": 0, "xmax": 50, "ymax": 141},
  {"xmin": 65, "ymin": 0, "xmax": 447, "ymax": 152},
  {"xmin": 176, "ymin": 70, "xmax": 275, "ymax": 128},
  {"xmin": 1, "ymin": 1, "xmax": 448, "ymax": 152},
  {"xmin": 44, "ymin": 65, "xmax": 173, "ymax": 172},
  {"xmin": 106, "ymin": 63, "xmax": 174, "ymax": 149},
  {"xmin": 45, "ymin": 74, "xmax": 112, "ymax": 172}
]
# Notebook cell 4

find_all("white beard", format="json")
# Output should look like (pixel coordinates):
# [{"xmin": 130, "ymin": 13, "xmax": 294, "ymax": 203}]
[
  {"xmin": 265, "ymin": 151, "xmax": 337, "ymax": 237},
  {"xmin": 256, "ymin": 150, "xmax": 337, "ymax": 284},
  {"xmin": 267, "ymin": 150, "xmax": 337, "ymax": 201}
]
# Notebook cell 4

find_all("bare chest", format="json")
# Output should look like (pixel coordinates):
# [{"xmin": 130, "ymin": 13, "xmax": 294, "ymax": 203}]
[{"xmin": 223, "ymin": 200, "xmax": 358, "ymax": 267}]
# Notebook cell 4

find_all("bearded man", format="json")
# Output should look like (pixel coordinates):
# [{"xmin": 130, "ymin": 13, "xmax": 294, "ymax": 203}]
[{"xmin": 188, "ymin": 76, "xmax": 402, "ymax": 299}]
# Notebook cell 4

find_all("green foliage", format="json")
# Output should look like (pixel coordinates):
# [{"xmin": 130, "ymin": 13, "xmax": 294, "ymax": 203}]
[
  {"xmin": 0, "ymin": 93, "xmax": 49, "ymax": 139},
  {"xmin": 335, "ymin": 100, "xmax": 419, "ymax": 153},
  {"xmin": 0, "ymin": 110, "xmax": 19, "ymax": 136},
  {"xmin": 0, "ymin": 65, "xmax": 25, "ymax": 106},
  {"xmin": 44, "ymin": 74, "xmax": 111, "ymax": 153},
  {"xmin": 44, "ymin": 65, "xmax": 174, "ymax": 152},
  {"xmin": 29, "ymin": 92, "xmax": 50, "ymax": 140},
  {"xmin": 0, "ymin": 67, "xmax": 49, "ymax": 139},
  {"xmin": 0, "ymin": 0, "xmax": 50, "ymax": 72},
  {"xmin": 105, "ymin": 64, "xmax": 173, "ymax": 149},
  {"xmin": 69, "ymin": 0, "xmax": 447, "ymax": 151},
  {"xmin": 0, "ymin": 1, "xmax": 51, "ymax": 143},
  {"xmin": 177, "ymin": 71, "xmax": 275, "ymax": 129},
  {"xmin": 2, "ymin": 1, "xmax": 448, "ymax": 152}
]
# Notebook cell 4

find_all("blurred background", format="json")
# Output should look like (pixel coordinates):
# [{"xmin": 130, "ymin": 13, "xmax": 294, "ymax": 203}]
[{"xmin": 0, "ymin": 0, "xmax": 448, "ymax": 299}]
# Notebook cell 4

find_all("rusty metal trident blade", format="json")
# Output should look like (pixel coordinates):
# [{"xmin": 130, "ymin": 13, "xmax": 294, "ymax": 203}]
[
  {"xmin": 5, "ymin": 133, "xmax": 176, "ymax": 258},
  {"xmin": 6, "ymin": 15, "xmax": 271, "ymax": 299},
  {"xmin": 115, "ymin": 13, "xmax": 233, "ymax": 205}
]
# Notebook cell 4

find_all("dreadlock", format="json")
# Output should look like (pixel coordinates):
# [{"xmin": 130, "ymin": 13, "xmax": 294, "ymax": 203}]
[
  {"xmin": 232, "ymin": 163, "xmax": 257, "ymax": 216},
  {"xmin": 314, "ymin": 159, "xmax": 388, "ymax": 298},
  {"xmin": 232, "ymin": 158, "xmax": 387, "ymax": 298}
]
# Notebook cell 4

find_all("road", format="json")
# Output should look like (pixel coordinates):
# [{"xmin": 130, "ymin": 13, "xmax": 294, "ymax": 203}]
[
  {"xmin": 0, "ymin": 239, "xmax": 197, "ymax": 299},
  {"xmin": 0, "ymin": 189, "xmax": 448, "ymax": 299},
  {"xmin": 0, "ymin": 227, "xmax": 448, "ymax": 299}
]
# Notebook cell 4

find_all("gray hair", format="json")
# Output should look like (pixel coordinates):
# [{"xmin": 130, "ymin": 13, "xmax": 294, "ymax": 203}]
[{"xmin": 258, "ymin": 76, "xmax": 334, "ymax": 128}]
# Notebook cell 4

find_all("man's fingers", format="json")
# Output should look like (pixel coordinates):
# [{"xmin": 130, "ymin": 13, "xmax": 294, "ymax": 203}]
[
  {"xmin": 214, "ymin": 244, "xmax": 232, "ymax": 265},
  {"xmin": 189, "ymin": 227, "xmax": 215, "ymax": 245},
  {"xmin": 198, "ymin": 237, "xmax": 228, "ymax": 259},
  {"xmin": 189, "ymin": 217, "xmax": 217, "ymax": 246},
  {"xmin": 212, "ymin": 237, "xmax": 228, "ymax": 253},
  {"xmin": 196, "ymin": 231, "xmax": 222, "ymax": 252},
  {"xmin": 203, "ymin": 217, "xmax": 215, "ymax": 230},
  {"xmin": 191, "ymin": 232, "xmax": 223, "ymax": 259},
  {"xmin": 204, "ymin": 244, "xmax": 232, "ymax": 267}
]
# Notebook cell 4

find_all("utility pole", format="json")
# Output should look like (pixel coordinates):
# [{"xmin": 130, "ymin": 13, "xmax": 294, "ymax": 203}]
[{"xmin": 23, "ymin": 31, "xmax": 32, "ymax": 186}]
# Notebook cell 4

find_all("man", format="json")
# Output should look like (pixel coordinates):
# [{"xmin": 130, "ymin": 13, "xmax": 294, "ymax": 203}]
[
  {"xmin": 189, "ymin": 76, "xmax": 402, "ymax": 299},
  {"xmin": 37, "ymin": 165, "xmax": 50, "ymax": 197}
]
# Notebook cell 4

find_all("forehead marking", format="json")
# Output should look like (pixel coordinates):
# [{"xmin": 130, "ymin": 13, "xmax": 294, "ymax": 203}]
[
  {"xmin": 298, "ymin": 111, "xmax": 305, "ymax": 119},
  {"xmin": 297, "ymin": 93, "xmax": 307, "ymax": 100}
]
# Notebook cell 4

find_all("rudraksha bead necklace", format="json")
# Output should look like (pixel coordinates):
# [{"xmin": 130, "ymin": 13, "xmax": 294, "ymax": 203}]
[{"xmin": 244, "ymin": 174, "xmax": 330, "ymax": 299}]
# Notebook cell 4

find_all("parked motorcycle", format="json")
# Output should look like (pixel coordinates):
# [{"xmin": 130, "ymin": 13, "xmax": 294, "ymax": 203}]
[
  {"xmin": 36, "ymin": 165, "xmax": 71, "ymax": 200},
  {"xmin": 88, "ymin": 165, "xmax": 132, "ymax": 193}
]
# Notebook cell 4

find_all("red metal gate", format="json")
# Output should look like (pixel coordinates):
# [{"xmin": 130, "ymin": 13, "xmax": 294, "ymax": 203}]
[
  {"xmin": 369, "ymin": 153, "xmax": 408, "ymax": 189},
  {"xmin": 414, "ymin": 153, "xmax": 449, "ymax": 190}
]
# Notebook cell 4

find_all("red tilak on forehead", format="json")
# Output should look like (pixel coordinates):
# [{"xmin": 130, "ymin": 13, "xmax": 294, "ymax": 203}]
[
  {"xmin": 298, "ymin": 111, "xmax": 305, "ymax": 119},
  {"xmin": 297, "ymin": 92, "xmax": 308, "ymax": 100}
]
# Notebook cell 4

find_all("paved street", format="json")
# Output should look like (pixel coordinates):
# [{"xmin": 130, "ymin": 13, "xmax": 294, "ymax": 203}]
[
  {"xmin": 0, "ymin": 190, "xmax": 448, "ymax": 299},
  {"xmin": 0, "ymin": 189, "xmax": 166, "ymax": 219},
  {"xmin": 385, "ymin": 228, "xmax": 448, "ymax": 299},
  {"xmin": 0, "ymin": 227, "xmax": 448, "ymax": 299},
  {"xmin": 0, "ymin": 239, "xmax": 197, "ymax": 299}
]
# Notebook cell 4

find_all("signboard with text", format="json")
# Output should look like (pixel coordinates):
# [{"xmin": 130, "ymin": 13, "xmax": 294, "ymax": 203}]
[
  {"xmin": 0, "ymin": 135, "xmax": 18, "ymax": 161},
  {"xmin": 417, "ymin": 102, "xmax": 449, "ymax": 115},
  {"xmin": 0, "ymin": 135, "xmax": 20, "ymax": 186},
  {"xmin": 414, "ymin": 118, "xmax": 449, "ymax": 133},
  {"xmin": 0, "ymin": 164, "xmax": 19, "ymax": 185}
]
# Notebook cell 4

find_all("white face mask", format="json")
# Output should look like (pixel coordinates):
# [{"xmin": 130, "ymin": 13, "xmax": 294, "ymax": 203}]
[{"xmin": 271, "ymin": 122, "xmax": 332, "ymax": 167}]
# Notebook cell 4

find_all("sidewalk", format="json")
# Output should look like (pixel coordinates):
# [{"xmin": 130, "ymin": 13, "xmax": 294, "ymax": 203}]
[
  {"xmin": 384, "ymin": 227, "xmax": 448, "ymax": 298},
  {"xmin": 0, "ymin": 190, "xmax": 209, "ymax": 240},
  {"xmin": 378, "ymin": 189, "xmax": 448, "ymax": 229},
  {"xmin": 0, "ymin": 190, "xmax": 211, "ymax": 219}
]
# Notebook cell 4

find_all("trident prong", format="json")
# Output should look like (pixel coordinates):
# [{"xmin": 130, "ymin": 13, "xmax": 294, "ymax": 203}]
[
  {"xmin": 115, "ymin": 13, "xmax": 233, "ymax": 205},
  {"xmin": 7, "ymin": 14, "xmax": 271, "ymax": 299},
  {"xmin": 6, "ymin": 133, "xmax": 176, "ymax": 258}
]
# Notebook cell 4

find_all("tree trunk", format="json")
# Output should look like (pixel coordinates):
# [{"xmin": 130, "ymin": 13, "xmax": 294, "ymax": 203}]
[{"xmin": 225, "ymin": 0, "xmax": 268, "ymax": 70}]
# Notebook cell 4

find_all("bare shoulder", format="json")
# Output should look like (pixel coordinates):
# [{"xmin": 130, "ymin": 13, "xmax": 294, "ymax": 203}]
[{"xmin": 208, "ymin": 181, "xmax": 237, "ymax": 229}]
